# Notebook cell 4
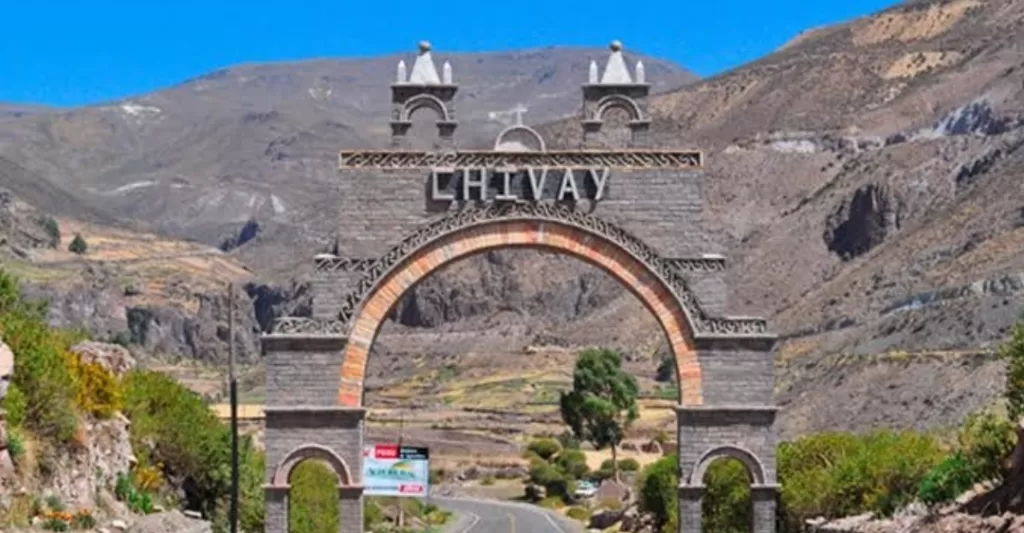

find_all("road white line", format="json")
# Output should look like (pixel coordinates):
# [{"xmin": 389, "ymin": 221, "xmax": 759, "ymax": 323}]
[
  {"xmin": 454, "ymin": 510, "xmax": 481, "ymax": 533},
  {"xmin": 434, "ymin": 497, "xmax": 571, "ymax": 533}
]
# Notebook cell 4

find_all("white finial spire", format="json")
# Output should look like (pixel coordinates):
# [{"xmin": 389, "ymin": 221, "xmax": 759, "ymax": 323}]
[
  {"xmin": 442, "ymin": 60, "xmax": 453, "ymax": 84},
  {"xmin": 589, "ymin": 60, "xmax": 599, "ymax": 84},
  {"xmin": 409, "ymin": 40, "xmax": 441, "ymax": 84},
  {"xmin": 601, "ymin": 40, "xmax": 633, "ymax": 84},
  {"xmin": 396, "ymin": 60, "xmax": 407, "ymax": 83},
  {"xmin": 635, "ymin": 60, "xmax": 645, "ymax": 84}
]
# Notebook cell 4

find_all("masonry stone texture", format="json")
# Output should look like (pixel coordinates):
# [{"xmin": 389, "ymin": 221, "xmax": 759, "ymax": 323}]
[{"xmin": 261, "ymin": 42, "xmax": 778, "ymax": 533}]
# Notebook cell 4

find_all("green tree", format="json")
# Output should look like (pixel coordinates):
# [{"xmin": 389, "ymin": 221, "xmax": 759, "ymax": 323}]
[
  {"xmin": 1002, "ymin": 322, "xmax": 1024, "ymax": 421},
  {"xmin": 68, "ymin": 233, "xmax": 87, "ymax": 254},
  {"xmin": 288, "ymin": 460, "xmax": 340, "ymax": 533},
  {"xmin": 38, "ymin": 216, "xmax": 60, "ymax": 248},
  {"xmin": 655, "ymin": 355, "xmax": 675, "ymax": 383},
  {"xmin": 560, "ymin": 348, "xmax": 639, "ymax": 483}
]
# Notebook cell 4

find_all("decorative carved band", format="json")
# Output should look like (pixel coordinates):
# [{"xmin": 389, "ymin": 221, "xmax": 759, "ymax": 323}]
[
  {"xmin": 667, "ymin": 257, "xmax": 726, "ymax": 273},
  {"xmin": 323, "ymin": 203, "xmax": 766, "ymax": 336},
  {"xmin": 337, "ymin": 150, "xmax": 702, "ymax": 169},
  {"xmin": 314, "ymin": 256, "xmax": 375, "ymax": 273}
]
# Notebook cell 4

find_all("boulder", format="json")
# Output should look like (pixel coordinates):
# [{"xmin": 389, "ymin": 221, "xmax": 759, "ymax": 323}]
[{"xmin": 71, "ymin": 341, "xmax": 136, "ymax": 376}]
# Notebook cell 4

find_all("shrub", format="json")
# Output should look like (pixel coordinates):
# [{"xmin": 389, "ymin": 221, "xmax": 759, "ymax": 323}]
[
  {"xmin": 637, "ymin": 454, "xmax": 677, "ymax": 531},
  {"xmin": 67, "ymin": 234, "xmax": 87, "ymax": 254},
  {"xmin": 38, "ymin": 216, "xmax": 60, "ymax": 248},
  {"xmin": 120, "ymin": 370, "xmax": 231, "ymax": 518},
  {"xmin": 1002, "ymin": 322, "xmax": 1024, "ymax": 421},
  {"xmin": 918, "ymin": 452, "xmax": 976, "ymax": 505},
  {"xmin": 6, "ymin": 428, "xmax": 24, "ymax": 462},
  {"xmin": 526, "ymin": 438, "xmax": 562, "ymax": 462},
  {"xmin": 778, "ymin": 430, "xmax": 944, "ymax": 527},
  {"xmin": 957, "ymin": 412, "xmax": 1016, "ymax": 481},
  {"xmin": 288, "ymin": 460, "xmax": 339, "ymax": 533},
  {"xmin": 71, "ymin": 509, "xmax": 96, "ymax": 529},
  {"xmin": 0, "ymin": 272, "xmax": 80, "ymax": 444},
  {"xmin": 480, "ymin": 475, "xmax": 495, "ymax": 486},
  {"xmin": 618, "ymin": 457, "xmax": 641, "ymax": 472},
  {"xmin": 566, "ymin": 506, "xmax": 590, "ymax": 521},
  {"xmin": 114, "ymin": 472, "xmax": 155, "ymax": 515},
  {"xmin": 555, "ymin": 448, "xmax": 590, "ymax": 479},
  {"xmin": 702, "ymin": 459, "xmax": 751, "ymax": 533},
  {"xmin": 67, "ymin": 355, "xmax": 121, "ymax": 419}
]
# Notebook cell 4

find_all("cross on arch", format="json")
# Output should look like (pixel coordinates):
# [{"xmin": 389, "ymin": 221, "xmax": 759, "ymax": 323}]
[{"xmin": 512, "ymin": 103, "xmax": 527, "ymax": 125}]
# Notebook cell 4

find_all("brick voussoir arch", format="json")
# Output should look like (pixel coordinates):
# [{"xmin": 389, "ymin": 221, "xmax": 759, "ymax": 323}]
[
  {"xmin": 270, "ymin": 443, "xmax": 354, "ymax": 487},
  {"xmin": 338, "ymin": 207, "xmax": 706, "ymax": 408}
]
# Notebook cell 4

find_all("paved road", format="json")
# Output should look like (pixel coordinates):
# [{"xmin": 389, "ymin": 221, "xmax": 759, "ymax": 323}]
[{"xmin": 434, "ymin": 496, "xmax": 585, "ymax": 533}]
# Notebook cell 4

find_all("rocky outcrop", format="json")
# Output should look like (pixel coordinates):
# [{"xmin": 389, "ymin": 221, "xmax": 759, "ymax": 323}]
[
  {"xmin": 0, "ymin": 339, "xmax": 15, "ymax": 479},
  {"xmin": 823, "ymin": 183, "xmax": 905, "ymax": 261},
  {"xmin": 126, "ymin": 285, "xmax": 261, "ymax": 364}
]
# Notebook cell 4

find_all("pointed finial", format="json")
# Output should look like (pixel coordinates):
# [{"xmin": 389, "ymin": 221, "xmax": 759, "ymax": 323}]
[
  {"xmin": 409, "ymin": 40, "xmax": 441, "ymax": 84},
  {"xmin": 589, "ymin": 60, "xmax": 599, "ymax": 84},
  {"xmin": 442, "ymin": 61, "xmax": 453, "ymax": 84},
  {"xmin": 600, "ymin": 39, "xmax": 633, "ymax": 84},
  {"xmin": 635, "ymin": 60, "xmax": 645, "ymax": 84},
  {"xmin": 397, "ymin": 60, "xmax": 407, "ymax": 83}
]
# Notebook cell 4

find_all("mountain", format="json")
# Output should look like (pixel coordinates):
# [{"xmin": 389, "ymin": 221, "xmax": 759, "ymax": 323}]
[
  {"xmin": 0, "ymin": 46, "xmax": 694, "ymax": 271},
  {"xmin": 3, "ymin": 0, "xmax": 1024, "ymax": 438}
]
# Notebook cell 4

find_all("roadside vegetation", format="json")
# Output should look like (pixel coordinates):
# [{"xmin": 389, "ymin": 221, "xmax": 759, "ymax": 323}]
[{"xmin": 0, "ymin": 269, "xmax": 449, "ymax": 533}]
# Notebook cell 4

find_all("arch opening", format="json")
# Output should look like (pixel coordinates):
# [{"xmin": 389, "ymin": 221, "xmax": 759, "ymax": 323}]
[
  {"xmin": 286, "ymin": 459, "xmax": 342, "ymax": 533},
  {"xmin": 698, "ymin": 454, "xmax": 756, "ymax": 533},
  {"xmin": 594, "ymin": 94, "xmax": 643, "ymax": 122},
  {"xmin": 271, "ymin": 443, "xmax": 353, "ymax": 486},
  {"xmin": 400, "ymin": 93, "xmax": 450, "ymax": 122},
  {"xmin": 339, "ymin": 218, "xmax": 703, "ymax": 407}
]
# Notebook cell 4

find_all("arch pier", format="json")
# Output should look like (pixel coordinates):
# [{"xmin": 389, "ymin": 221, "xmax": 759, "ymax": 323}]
[{"xmin": 261, "ymin": 41, "xmax": 778, "ymax": 533}]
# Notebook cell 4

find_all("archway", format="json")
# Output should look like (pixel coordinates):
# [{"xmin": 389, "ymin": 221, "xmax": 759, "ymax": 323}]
[
  {"xmin": 265, "ymin": 444, "xmax": 360, "ymax": 533},
  {"xmin": 337, "ymin": 214, "xmax": 704, "ymax": 408}
]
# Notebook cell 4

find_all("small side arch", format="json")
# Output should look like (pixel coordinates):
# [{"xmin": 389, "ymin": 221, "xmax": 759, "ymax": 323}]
[
  {"xmin": 689, "ymin": 445, "xmax": 766, "ymax": 485},
  {"xmin": 400, "ymin": 94, "xmax": 450, "ymax": 122},
  {"xmin": 493, "ymin": 124, "xmax": 547, "ymax": 151},
  {"xmin": 593, "ymin": 94, "xmax": 644, "ymax": 122},
  {"xmin": 271, "ymin": 444, "xmax": 353, "ymax": 486}
]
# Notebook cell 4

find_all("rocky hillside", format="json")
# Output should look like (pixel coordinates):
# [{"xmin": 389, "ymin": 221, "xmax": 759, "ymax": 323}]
[{"xmin": 2, "ymin": 0, "xmax": 1024, "ymax": 438}]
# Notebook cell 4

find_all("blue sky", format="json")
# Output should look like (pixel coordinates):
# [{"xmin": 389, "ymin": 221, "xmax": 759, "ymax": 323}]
[{"xmin": 1, "ymin": 0, "xmax": 900, "ymax": 107}]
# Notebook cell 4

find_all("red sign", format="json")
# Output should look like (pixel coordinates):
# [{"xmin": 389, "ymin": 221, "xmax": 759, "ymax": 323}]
[
  {"xmin": 398, "ymin": 484, "xmax": 425, "ymax": 494},
  {"xmin": 371, "ymin": 444, "xmax": 399, "ymax": 459}
]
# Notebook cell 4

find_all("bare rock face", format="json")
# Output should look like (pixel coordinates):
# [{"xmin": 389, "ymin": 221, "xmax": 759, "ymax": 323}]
[
  {"xmin": 823, "ymin": 183, "xmax": 905, "ymax": 261},
  {"xmin": 43, "ymin": 414, "xmax": 135, "ymax": 509},
  {"xmin": 125, "ymin": 510, "xmax": 211, "ymax": 533},
  {"xmin": 70, "ymin": 341, "xmax": 136, "ymax": 375}
]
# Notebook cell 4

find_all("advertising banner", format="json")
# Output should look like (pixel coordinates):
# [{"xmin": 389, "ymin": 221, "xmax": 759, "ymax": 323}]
[{"xmin": 362, "ymin": 444, "xmax": 430, "ymax": 497}]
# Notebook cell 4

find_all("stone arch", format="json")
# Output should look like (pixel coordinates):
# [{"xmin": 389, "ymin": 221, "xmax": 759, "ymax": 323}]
[
  {"xmin": 493, "ymin": 124, "xmax": 547, "ymax": 151},
  {"xmin": 689, "ymin": 445, "xmax": 766, "ymax": 485},
  {"xmin": 400, "ymin": 94, "xmax": 450, "ymax": 122},
  {"xmin": 271, "ymin": 444, "xmax": 353, "ymax": 487},
  {"xmin": 337, "ymin": 207, "xmax": 704, "ymax": 408},
  {"xmin": 593, "ymin": 94, "xmax": 644, "ymax": 122}
]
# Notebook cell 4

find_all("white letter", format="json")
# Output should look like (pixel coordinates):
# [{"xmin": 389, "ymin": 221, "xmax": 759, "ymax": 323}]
[
  {"xmin": 557, "ymin": 169, "xmax": 581, "ymax": 202},
  {"xmin": 526, "ymin": 167, "xmax": 548, "ymax": 201},
  {"xmin": 430, "ymin": 168, "xmax": 454, "ymax": 201},
  {"xmin": 494, "ymin": 169, "xmax": 517, "ymax": 202},
  {"xmin": 587, "ymin": 168, "xmax": 610, "ymax": 201},
  {"xmin": 461, "ymin": 168, "xmax": 487, "ymax": 201}
]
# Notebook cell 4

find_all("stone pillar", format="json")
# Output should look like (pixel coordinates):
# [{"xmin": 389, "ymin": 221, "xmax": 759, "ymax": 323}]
[
  {"xmin": 677, "ymin": 485, "xmax": 704, "ymax": 533},
  {"xmin": 751, "ymin": 484, "xmax": 779, "ymax": 533},
  {"xmin": 338, "ymin": 486, "xmax": 364, "ymax": 533},
  {"xmin": 629, "ymin": 121, "xmax": 651, "ymax": 148},
  {"xmin": 264, "ymin": 486, "xmax": 288, "ymax": 533},
  {"xmin": 582, "ymin": 120, "xmax": 603, "ymax": 149},
  {"xmin": 389, "ymin": 121, "xmax": 412, "ymax": 148},
  {"xmin": 436, "ymin": 121, "xmax": 458, "ymax": 152}
]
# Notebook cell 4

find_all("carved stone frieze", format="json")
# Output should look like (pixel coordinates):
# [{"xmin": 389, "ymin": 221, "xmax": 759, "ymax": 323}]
[{"xmin": 338, "ymin": 150, "xmax": 702, "ymax": 170}]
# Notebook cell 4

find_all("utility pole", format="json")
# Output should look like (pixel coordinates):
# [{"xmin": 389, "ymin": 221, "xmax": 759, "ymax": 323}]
[
  {"xmin": 228, "ymin": 283, "xmax": 240, "ymax": 533},
  {"xmin": 397, "ymin": 415, "xmax": 405, "ymax": 528}
]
